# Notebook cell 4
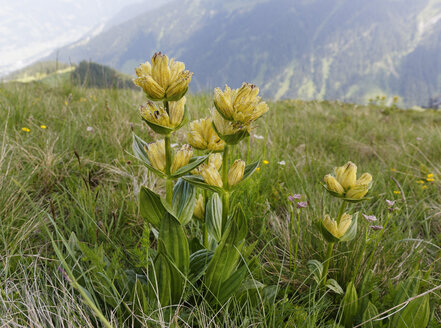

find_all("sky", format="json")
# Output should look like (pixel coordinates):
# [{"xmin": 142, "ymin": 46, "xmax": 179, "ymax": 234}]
[{"xmin": 0, "ymin": 0, "xmax": 149, "ymax": 76}]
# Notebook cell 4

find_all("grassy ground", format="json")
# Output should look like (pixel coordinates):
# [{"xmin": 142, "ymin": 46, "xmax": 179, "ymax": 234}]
[{"xmin": 0, "ymin": 79, "xmax": 440, "ymax": 327}]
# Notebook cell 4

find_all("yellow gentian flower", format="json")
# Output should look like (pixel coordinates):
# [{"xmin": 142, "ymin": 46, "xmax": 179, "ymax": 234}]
[{"xmin": 323, "ymin": 213, "xmax": 352, "ymax": 239}]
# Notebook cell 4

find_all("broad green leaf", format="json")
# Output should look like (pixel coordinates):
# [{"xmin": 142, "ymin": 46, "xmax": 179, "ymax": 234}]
[
  {"xmin": 326, "ymin": 279, "xmax": 344, "ymax": 295},
  {"xmin": 307, "ymin": 260, "xmax": 323, "ymax": 284},
  {"xmin": 204, "ymin": 204, "xmax": 248, "ymax": 300},
  {"xmin": 205, "ymin": 193, "xmax": 223, "ymax": 242},
  {"xmin": 152, "ymin": 252, "xmax": 171, "ymax": 306},
  {"xmin": 217, "ymin": 263, "xmax": 249, "ymax": 303},
  {"xmin": 139, "ymin": 186, "xmax": 165, "ymax": 228},
  {"xmin": 182, "ymin": 175, "xmax": 224, "ymax": 194},
  {"xmin": 171, "ymin": 179, "xmax": 196, "ymax": 225},
  {"xmin": 171, "ymin": 155, "xmax": 209, "ymax": 178},
  {"xmin": 189, "ymin": 249, "xmax": 213, "ymax": 283},
  {"xmin": 341, "ymin": 281, "xmax": 358, "ymax": 328},
  {"xmin": 132, "ymin": 133, "xmax": 166, "ymax": 178},
  {"xmin": 158, "ymin": 213, "xmax": 189, "ymax": 303},
  {"xmin": 396, "ymin": 294, "xmax": 430, "ymax": 328},
  {"xmin": 362, "ymin": 302, "xmax": 380, "ymax": 328},
  {"xmin": 390, "ymin": 271, "xmax": 422, "ymax": 327}
]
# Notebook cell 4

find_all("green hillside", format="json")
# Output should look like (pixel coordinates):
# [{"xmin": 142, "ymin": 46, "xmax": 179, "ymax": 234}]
[
  {"xmin": 0, "ymin": 80, "xmax": 440, "ymax": 326},
  {"xmin": 46, "ymin": 0, "xmax": 441, "ymax": 107}
]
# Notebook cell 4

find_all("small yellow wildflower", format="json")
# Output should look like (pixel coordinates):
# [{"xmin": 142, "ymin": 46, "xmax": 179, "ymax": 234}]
[
  {"xmin": 263, "ymin": 160, "xmax": 269, "ymax": 165},
  {"xmin": 22, "ymin": 127, "xmax": 30, "ymax": 132},
  {"xmin": 427, "ymin": 173, "xmax": 434, "ymax": 178},
  {"xmin": 393, "ymin": 190, "xmax": 401, "ymax": 194},
  {"xmin": 40, "ymin": 125, "xmax": 47, "ymax": 129},
  {"xmin": 416, "ymin": 180, "xmax": 425, "ymax": 184},
  {"xmin": 256, "ymin": 167, "xmax": 261, "ymax": 172},
  {"xmin": 390, "ymin": 168, "xmax": 397, "ymax": 172},
  {"xmin": 421, "ymin": 185, "xmax": 428, "ymax": 190},
  {"xmin": 64, "ymin": 101, "xmax": 68, "ymax": 105},
  {"xmin": 426, "ymin": 178, "xmax": 435, "ymax": 182}
]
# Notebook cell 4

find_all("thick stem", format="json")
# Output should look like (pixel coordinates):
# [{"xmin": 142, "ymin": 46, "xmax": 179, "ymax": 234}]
[
  {"xmin": 164, "ymin": 109, "xmax": 173, "ymax": 205},
  {"xmin": 321, "ymin": 242, "xmax": 335, "ymax": 287},
  {"xmin": 221, "ymin": 145, "xmax": 230, "ymax": 232},
  {"xmin": 203, "ymin": 190, "xmax": 209, "ymax": 248},
  {"xmin": 336, "ymin": 201, "xmax": 347, "ymax": 224}
]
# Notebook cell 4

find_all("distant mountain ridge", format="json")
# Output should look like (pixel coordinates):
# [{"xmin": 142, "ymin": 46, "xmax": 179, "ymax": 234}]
[{"xmin": 44, "ymin": 0, "xmax": 441, "ymax": 106}]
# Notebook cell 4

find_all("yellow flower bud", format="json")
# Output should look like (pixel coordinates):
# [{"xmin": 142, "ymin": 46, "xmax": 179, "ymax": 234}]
[
  {"xmin": 227, "ymin": 159, "xmax": 246, "ymax": 187},
  {"xmin": 134, "ymin": 52, "xmax": 192, "ymax": 101},
  {"xmin": 324, "ymin": 174, "xmax": 345, "ymax": 195},
  {"xmin": 145, "ymin": 139, "xmax": 166, "ymax": 172},
  {"xmin": 214, "ymin": 83, "xmax": 269, "ymax": 125},
  {"xmin": 188, "ymin": 118, "xmax": 225, "ymax": 151},
  {"xmin": 193, "ymin": 194, "xmax": 205, "ymax": 221},
  {"xmin": 212, "ymin": 110, "xmax": 244, "ymax": 136},
  {"xmin": 335, "ymin": 161, "xmax": 357, "ymax": 190},
  {"xmin": 208, "ymin": 153, "xmax": 222, "ymax": 171},
  {"xmin": 134, "ymin": 76, "xmax": 165, "ymax": 100},
  {"xmin": 140, "ymin": 101, "xmax": 171, "ymax": 127},
  {"xmin": 345, "ymin": 184, "xmax": 369, "ymax": 199},
  {"xmin": 166, "ymin": 70, "xmax": 193, "ymax": 101},
  {"xmin": 214, "ymin": 85, "xmax": 234, "ymax": 119},
  {"xmin": 151, "ymin": 52, "xmax": 170, "ymax": 89},
  {"xmin": 323, "ymin": 213, "xmax": 352, "ymax": 239},
  {"xmin": 171, "ymin": 144, "xmax": 193, "ymax": 173},
  {"xmin": 168, "ymin": 96, "xmax": 186, "ymax": 127},
  {"xmin": 356, "ymin": 172, "xmax": 372, "ymax": 186},
  {"xmin": 200, "ymin": 164, "xmax": 223, "ymax": 187}
]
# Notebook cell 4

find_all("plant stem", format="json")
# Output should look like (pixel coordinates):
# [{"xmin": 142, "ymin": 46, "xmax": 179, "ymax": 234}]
[
  {"xmin": 289, "ymin": 205, "xmax": 294, "ymax": 267},
  {"xmin": 221, "ymin": 144, "xmax": 230, "ymax": 232},
  {"xmin": 321, "ymin": 242, "xmax": 335, "ymax": 287},
  {"xmin": 336, "ymin": 201, "xmax": 347, "ymax": 224},
  {"xmin": 164, "ymin": 101, "xmax": 173, "ymax": 205},
  {"xmin": 203, "ymin": 189, "xmax": 209, "ymax": 248},
  {"xmin": 294, "ymin": 209, "xmax": 301, "ymax": 271},
  {"xmin": 351, "ymin": 229, "xmax": 368, "ymax": 283}
]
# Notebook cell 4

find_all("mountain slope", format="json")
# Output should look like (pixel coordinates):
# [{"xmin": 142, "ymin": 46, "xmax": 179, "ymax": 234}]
[{"xmin": 46, "ymin": 0, "xmax": 441, "ymax": 106}]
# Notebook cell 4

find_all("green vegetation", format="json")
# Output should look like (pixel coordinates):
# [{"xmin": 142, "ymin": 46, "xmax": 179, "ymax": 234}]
[{"xmin": 1, "ymin": 79, "xmax": 440, "ymax": 327}]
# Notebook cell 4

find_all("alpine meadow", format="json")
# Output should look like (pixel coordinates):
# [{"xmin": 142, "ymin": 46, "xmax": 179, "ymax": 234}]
[{"xmin": 1, "ymin": 1, "xmax": 441, "ymax": 326}]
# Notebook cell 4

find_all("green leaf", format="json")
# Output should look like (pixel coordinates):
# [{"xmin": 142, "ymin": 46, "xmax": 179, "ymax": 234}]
[
  {"xmin": 152, "ymin": 252, "xmax": 171, "ymax": 306},
  {"xmin": 362, "ymin": 302, "xmax": 380, "ymax": 328},
  {"xmin": 182, "ymin": 175, "xmax": 224, "ymax": 194},
  {"xmin": 326, "ymin": 279, "xmax": 344, "ymax": 295},
  {"xmin": 212, "ymin": 121, "xmax": 250, "ymax": 145},
  {"xmin": 189, "ymin": 249, "xmax": 213, "ymax": 283},
  {"xmin": 358, "ymin": 269, "xmax": 374, "ymax": 316},
  {"xmin": 170, "ymin": 178, "xmax": 196, "ymax": 225},
  {"xmin": 158, "ymin": 213, "xmax": 189, "ymax": 304},
  {"xmin": 205, "ymin": 193, "xmax": 223, "ymax": 242},
  {"xmin": 139, "ymin": 186, "xmax": 166, "ymax": 228},
  {"xmin": 132, "ymin": 133, "xmax": 166, "ymax": 178},
  {"xmin": 307, "ymin": 260, "xmax": 323, "ymax": 284},
  {"xmin": 217, "ymin": 263, "xmax": 249, "ymax": 303},
  {"xmin": 396, "ymin": 294, "xmax": 430, "ymax": 328},
  {"xmin": 204, "ymin": 204, "xmax": 248, "ymax": 301},
  {"xmin": 341, "ymin": 281, "xmax": 358, "ymax": 328},
  {"xmin": 339, "ymin": 215, "xmax": 358, "ymax": 242},
  {"xmin": 171, "ymin": 154, "xmax": 209, "ymax": 178}
]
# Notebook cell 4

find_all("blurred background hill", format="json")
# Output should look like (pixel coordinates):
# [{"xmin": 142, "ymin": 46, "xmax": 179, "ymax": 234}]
[{"xmin": 2, "ymin": 0, "xmax": 441, "ymax": 107}]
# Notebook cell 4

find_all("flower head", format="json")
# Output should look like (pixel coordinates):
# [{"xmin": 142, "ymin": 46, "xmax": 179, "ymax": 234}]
[
  {"xmin": 140, "ymin": 97, "xmax": 186, "ymax": 129},
  {"xmin": 134, "ymin": 52, "xmax": 192, "ymax": 101},
  {"xmin": 21, "ymin": 127, "xmax": 30, "ymax": 132},
  {"xmin": 288, "ymin": 194, "xmax": 302, "ymax": 202},
  {"xmin": 323, "ymin": 213, "xmax": 352, "ymax": 239},
  {"xmin": 370, "ymin": 225, "xmax": 383, "ymax": 231},
  {"xmin": 296, "ymin": 201, "xmax": 308, "ymax": 209},
  {"xmin": 324, "ymin": 161, "xmax": 372, "ymax": 200},
  {"xmin": 214, "ymin": 83, "xmax": 269, "ymax": 125},
  {"xmin": 199, "ymin": 164, "xmax": 223, "ymax": 187},
  {"xmin": 40, "ymin": 125, "xmax": 47, "ymax": 129},
  {"xmin": 362, "ymin": 214, "xmax": 377, "ymax": 222},
  {"xmin": 145, "ymin": 139, "xmax": 166, "ymax": 172},
  {"xmin": 170, "ymin": 144, "xmax": 193, "ymax": 173},
  {"xmin": 193, "ymin": 194, "xmax": 205, "ymax": 221},
  {"xmin": 227, "ymin": 159, "xmax": 246, "ymax": 188},
  {"xmin": 188, "ymin": 118, "xmax": 225, "ymax": 151},
  {"xmin": 386, "ymin": 199, "xmax": 395, "ymax": 207}
]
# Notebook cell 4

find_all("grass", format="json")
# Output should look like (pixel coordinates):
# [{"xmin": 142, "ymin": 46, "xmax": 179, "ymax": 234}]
[{"xmin": 0, "ymin": 79, "xmax": 440, "ymax": 327}]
